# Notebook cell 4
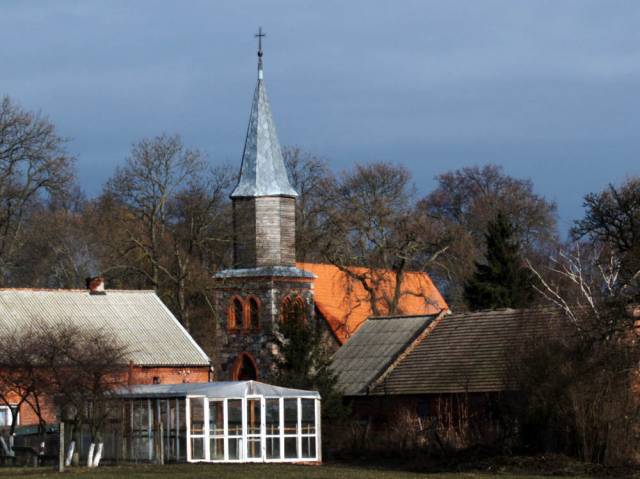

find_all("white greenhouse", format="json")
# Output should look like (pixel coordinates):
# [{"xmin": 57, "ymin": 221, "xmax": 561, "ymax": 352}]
[{"xmin": 115, "ymin": 381, "xmax": 321, "ymax": 464}]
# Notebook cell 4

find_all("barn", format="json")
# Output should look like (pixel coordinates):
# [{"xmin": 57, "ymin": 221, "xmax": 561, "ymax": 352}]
[{"xmin": 0, "ymin": 278, "xmax": 211, "ymax": 428}]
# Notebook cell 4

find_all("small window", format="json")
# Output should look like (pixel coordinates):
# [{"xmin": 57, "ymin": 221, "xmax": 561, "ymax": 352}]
[
  {"xmin": 248, "ymin": 297, "xmax": 260, "ymax": 330},
  {"xmin": 281, "ymin": 296, "xmax": 305, "ymax": 324}
]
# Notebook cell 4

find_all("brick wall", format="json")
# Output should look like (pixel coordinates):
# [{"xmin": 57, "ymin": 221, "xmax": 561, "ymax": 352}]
[{"xmin": 4, "ymin": 365, "xmax": 210, "ymax": 427}]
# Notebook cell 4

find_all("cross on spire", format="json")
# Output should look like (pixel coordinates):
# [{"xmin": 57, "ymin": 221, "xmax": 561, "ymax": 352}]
[
  {"xmin": 255, "ymin": 27, "xmax": 266, "ymax": 79},
  {"xmin": 255, "ymin": 27, "xmax": 266, "ymax": 56}
]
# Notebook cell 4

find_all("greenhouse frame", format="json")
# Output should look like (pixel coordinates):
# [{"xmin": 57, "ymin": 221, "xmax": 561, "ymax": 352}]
[{"xmin": 116, "ymin": 381, "xmax": 321, "ymax": 464}]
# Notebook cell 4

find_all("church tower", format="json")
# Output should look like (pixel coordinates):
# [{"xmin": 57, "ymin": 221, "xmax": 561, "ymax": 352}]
[{"xmin": 213, "ymin": 29, "xmax": 315, "ymax": 381}]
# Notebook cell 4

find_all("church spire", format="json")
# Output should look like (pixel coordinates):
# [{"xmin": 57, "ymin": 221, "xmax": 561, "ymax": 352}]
[{"xmin": 230, "ymin": 28, "xmax": 297, "ymax": 199}]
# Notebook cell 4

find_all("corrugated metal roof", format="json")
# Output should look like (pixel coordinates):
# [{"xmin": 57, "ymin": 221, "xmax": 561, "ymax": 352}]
[
  {"xmin": 118, "ymin": 380, "xmax": 320, "ymax": 399},
  {"xmin": 0, "ymin": 289, "xmax": 210, "ymax": 367},
  {"xmin": 330, "ymin": 315, "xmax": 437, "ymax": 396},
  {"xmin": 373, "ymin": 308, "xmax": 566, "ymax": 395}
]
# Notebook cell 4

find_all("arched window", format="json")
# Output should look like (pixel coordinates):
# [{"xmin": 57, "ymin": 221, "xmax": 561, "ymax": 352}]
[
  {"xmin": 228, "ymin": 297, "xmax": 244, "ymax": 330},
  {"xmin": 231, "ymin": 353, "xmax": 258, "ymax": 381},
  {"xmin": 281, "ymin": 296, "xmax": 306, "ymax": 324},
  {"xmin": 247, "ymin": 296, "xmax": 260, "ymax": 330}
]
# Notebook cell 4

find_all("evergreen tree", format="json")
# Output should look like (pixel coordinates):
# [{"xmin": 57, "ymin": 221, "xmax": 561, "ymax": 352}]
[
  {"xmin": 269, "ymin": 307, "xmax": 348, "ymax": 423},
  {"xmin": 464, "ymin": 211, "xmax": 535, "ymax": 310}
]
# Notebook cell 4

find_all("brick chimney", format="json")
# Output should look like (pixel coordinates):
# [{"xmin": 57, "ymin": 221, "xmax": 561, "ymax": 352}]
[{"xmin": 86, "ymin": 276, "xmax": 106, "ymax": 295}]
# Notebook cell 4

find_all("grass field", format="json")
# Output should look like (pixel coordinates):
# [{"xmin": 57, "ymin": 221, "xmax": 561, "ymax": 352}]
[{"xmin": 0, "ymin": 463, "xmax": 596, "ymax": 479}]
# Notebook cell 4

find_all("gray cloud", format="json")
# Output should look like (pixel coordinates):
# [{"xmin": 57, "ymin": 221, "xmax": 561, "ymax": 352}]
[{"xmin": 1, "ymin": 0, "xmax": 638, "ymax": 234}]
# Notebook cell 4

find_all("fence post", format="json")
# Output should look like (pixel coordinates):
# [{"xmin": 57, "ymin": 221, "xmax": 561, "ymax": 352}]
[
  {"xmin": 159, "ymin": 422, "xmax": 164, "ymax": 465},
  {"xmin": 58, "ymin": 422, "xmax": 64, "ymax": 473}
]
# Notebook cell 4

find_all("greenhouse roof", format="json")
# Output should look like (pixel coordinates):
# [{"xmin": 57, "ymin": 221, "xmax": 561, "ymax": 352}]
[{"xmin": 117, "ymin": 380, "xmax": 320, "ymax": 399}]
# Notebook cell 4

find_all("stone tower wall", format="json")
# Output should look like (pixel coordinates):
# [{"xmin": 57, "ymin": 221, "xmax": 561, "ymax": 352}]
[{"xmin": 213, "ymin": 275, "xmax": 314, "ymax": 380}]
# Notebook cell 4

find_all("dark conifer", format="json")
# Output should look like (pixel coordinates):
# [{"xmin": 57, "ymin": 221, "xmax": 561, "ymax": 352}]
[{"xmin": 464, "ymin": 211, "xmax": 534, "ymax": 310}]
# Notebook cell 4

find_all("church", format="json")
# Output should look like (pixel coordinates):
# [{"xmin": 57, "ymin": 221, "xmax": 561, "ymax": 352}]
[{"xmin": 210, "ymin": 35, "xmax": 448, "ymax": 381}]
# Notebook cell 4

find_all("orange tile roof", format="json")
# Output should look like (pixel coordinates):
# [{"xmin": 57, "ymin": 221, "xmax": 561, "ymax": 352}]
[{"xmin": 296, "ymin": 262, "xmax": 448, "ymax": 344}]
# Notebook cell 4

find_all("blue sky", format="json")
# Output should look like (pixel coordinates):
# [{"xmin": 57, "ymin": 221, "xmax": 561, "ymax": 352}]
[{"xmin": 1, "ymin": 1, "xmax": 639, "ymax": 235}]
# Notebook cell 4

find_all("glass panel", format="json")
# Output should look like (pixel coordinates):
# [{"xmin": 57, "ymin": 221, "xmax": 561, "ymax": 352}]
[
  {"xmin": 177, "ymin": 399, "xmax": 186, "ymax": 462},
  {"xmin": 249, "ymin": 298, "xmax": 260, "ymax": 329},
  {"xmin": 247, "ymin": 398, "xmax": 261, "ymax": 435},
  {"xmin": 0, "ymin": 407, "xmax": 9, "ymax": 427},
  {"xmin": 247, "ymin": 437, "xmax": 261, "ymax": 459},
  {"xmin": 301, "ymin": 399, "xmax": 315, "ymax": 434},
  {"xmin": 266, "ymin": 437, "xmax": 280, "ymax": 460},
  {"xmin": 234, "ymin": 299, "xmax": 243, "ymax": 328},
  {"xmin": 284, "ymin": 437, "xmax": 298, "ymax": 459},
  {"xmin": 228, "ymin": 438, "xmax": 241, "ymax": 460},
  {"xmin": 191, "ymin": 437, "xmax": 204, "ymax": 460},
  {"xmin": 209, "ymin": 401, "xmax": 224, "ymax": 436},
  {"xmin": 227, "ymin": 399, "xmax": 242, "ymax": 436},
  {"xmin": 265, "ymin": 399, "xmax": 280, "ymax": 435},
  {"xmin": 302, "ymin": 436, "xmax": 316, "ymax": 459},
  {"xmin": 189, "ymin": 398, "xmax": 204, "ymax": 435},
  {"xmin": 284, "ymin": 398, "xmax": 298, "ymax": 435},
  {"xmin": 210, "ymin": 438, "xmax": 224, "ymax": 460},
  {"xmin": 131, "ymin": 400, "xmax": 150, "ymax": 461}
]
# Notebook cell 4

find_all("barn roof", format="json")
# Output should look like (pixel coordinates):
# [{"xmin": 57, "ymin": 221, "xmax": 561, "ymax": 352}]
[
  {"xmin": 0, "ymin": 289, "xmax": 210, "ymax": 367},
  {"xmin": 372, "ymin": 308, "xmax": 566, "ymax": 395},
  {"xmin": 297, "ymin": 262, "xmax": 448, "ymax": 344},
  {"xmin": 331, "ymin": 307, "xmax": 567, "ymax": 397},
  {"xmin": 330, "ymin": 314, "xmax": 441, "ymax": 396}
]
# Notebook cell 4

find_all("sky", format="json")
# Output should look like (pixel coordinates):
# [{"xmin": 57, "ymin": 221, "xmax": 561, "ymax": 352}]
[{"xmin": 1, "ymin": 1, "xmax": 639, "ymax": 236}]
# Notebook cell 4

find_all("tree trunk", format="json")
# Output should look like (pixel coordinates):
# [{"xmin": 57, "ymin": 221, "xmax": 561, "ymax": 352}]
[
  {"xmin": 92, "ymin": 443, "xmax": 104, "ymax": 467},
  {"xmin": 86, "ymin": 443, "xmax": 95, "ymax": 468}
]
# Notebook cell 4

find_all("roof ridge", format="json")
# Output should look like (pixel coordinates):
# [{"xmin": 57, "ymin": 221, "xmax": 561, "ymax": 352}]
[
  {"xmin": 0, "ymin": 288, "xmax": 157, "ymax": 293},
  {"xmin": 296, "ymin": 261, "xmax": 439, "ymax": 276}
]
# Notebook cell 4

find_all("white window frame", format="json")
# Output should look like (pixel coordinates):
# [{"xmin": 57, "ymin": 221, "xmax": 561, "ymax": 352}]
[
  {"xmin": 299, "ymin": 398, "xmax": 319, "ymax": 461},
  {"xmin": 185, "ymin": 394, "xmax": 320, "ymax": 463},
  {"xmin": 225, "ymin": 397, "xmax": 244, "ymax": 462},
  {"xmin": 244, "ymin": 395, "xmax": 263, "ymax": 462},
  {"xmin": 264, "ymin": 396, "xmax": 282, "ymax": 462},
  {"xmin": 0, "ymin": 405, "xmax": 17, "ymax": 428},
  {"xmin": 207, "ymin": 398, "xmax": 225, "ymax": 462},
  {"xmin": 186, "ymin": 395, "xmax": 206, "ymax": 462}
]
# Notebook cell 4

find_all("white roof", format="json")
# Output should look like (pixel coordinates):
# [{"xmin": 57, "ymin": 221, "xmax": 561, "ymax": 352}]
[
  {"xmin": 118, "ymin": 380, "xmax": 320, "ymax": 399},
  {"xmin": 0, "ymin": 289, "xmax": 210, "ymax": 367}
]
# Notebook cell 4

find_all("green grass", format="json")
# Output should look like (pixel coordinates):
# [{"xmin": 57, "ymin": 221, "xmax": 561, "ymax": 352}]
[{"xmin": 0, "ymin": 463, "xmax": 595, "ymax": 479}]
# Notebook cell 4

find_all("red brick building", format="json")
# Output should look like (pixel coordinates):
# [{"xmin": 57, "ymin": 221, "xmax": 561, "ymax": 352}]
[{"xmin": 0, "ymin": 280, "xmax": 211, "ymax": 427}]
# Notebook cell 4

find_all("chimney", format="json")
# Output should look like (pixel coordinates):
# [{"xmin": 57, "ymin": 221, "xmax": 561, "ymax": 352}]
[{"xmin": 86, "ymin": 276, "xmax": 106, "ymax": 295}]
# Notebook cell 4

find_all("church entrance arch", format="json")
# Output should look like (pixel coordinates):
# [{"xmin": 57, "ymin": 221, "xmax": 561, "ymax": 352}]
[{"xmin": 231, "ymin": 353, "xmax": 258, "ymax": 381}]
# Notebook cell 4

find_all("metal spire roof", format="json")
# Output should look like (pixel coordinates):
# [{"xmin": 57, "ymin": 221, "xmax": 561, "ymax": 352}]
[{"xmin": 231, "ymin": 29, "xmax": 297, "ymax": 198}]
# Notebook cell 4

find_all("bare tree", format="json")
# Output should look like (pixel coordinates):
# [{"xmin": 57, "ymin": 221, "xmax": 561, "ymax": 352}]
[
  {"xmin": 95, "ymin": 134, "xmax": 234, "ymax": 330},
  {"xmin": 42, "ymin": 325, "xmax": 129, "ymax": 467},
  {"xmin": 0, "ymin": 330, "xmax": 51, "ymax": 439},
  {"xmin": 420, "ymin": 164, "xmax": 558, "ymax": 308},
  {"xmin": 319, "ymin": 162, "xmax": 448, "ymax": 317},
  {"xmin": 282, "ymin": 147, "xmax": 332, "ymax": 262},
  {"xmin": 572, "ymin": 176, "xmax": 640, "ymax": 297},
  {"xmin": 0, "ymin": 96, "xmax": 75, "ymax": 284},
  {"xmin": 102, "ymin": 134, "xmax": 204, "ymax": 288}
]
